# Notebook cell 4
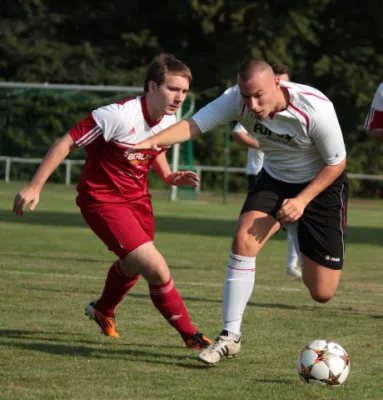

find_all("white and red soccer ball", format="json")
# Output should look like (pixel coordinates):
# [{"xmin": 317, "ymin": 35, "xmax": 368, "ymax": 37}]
[{"xmin": 297, "ymin": 340, "xmax": 350, "ymax": 385}]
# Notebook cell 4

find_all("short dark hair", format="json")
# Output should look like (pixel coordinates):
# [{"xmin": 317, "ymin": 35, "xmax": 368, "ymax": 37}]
[
  {"xmin": 237, "ymin": 59, "xmax": 271, "ymax": 81},
  {"xmin": 271, "ymin": 64, "xmax": 290, "ymax": 78},
  {"xmin": 144, "ymin": 53, "xmax": 192, "ymax": 93}
]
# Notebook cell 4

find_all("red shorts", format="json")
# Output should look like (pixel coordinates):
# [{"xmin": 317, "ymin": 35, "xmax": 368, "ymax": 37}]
[{"xmin": 81, "ymin": 200, "xmax": 154, "ymax": 259}]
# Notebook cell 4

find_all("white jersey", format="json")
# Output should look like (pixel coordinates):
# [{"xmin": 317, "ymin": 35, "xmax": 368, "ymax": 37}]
[
  {"xmin": 91, "ymin": 96, "xmax": 176, "ymax": 145},
  {"xmin": 193, "ymin": 81, "xmax": 346, "ymax": 183},
  {"xmin": 232, "ymin": 122, "xmax": 264, "ymax": 175},
  {"xmin": 364, "ymin": 82, "xmax": 383, "ymax": 131}
]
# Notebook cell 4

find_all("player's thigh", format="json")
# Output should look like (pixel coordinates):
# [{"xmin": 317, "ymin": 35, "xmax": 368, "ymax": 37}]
[
  {"xmin": 236, "ymin": 170, "xmax": 288, "ymax": 256},
  {"xmin": 123, "ymin": 242, "xmax": 169, "ymax": 284},
  {"xmin": 301, "ymin": 255, "xmax": 342, "ymax": 303},
  {"xmin": 81, "ymin": 204, "xmax": 152, "ymax": 260},
  {"xmin": 232, "ymin": 211, "xmax": 281, "ymax": 256},
  {"xmin": 131, "ymin": 200, "xmax": 155, "ymax": 240}
]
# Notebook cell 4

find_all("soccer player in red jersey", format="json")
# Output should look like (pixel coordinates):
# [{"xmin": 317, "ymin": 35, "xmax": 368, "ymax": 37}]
[
  {"xmin": 365, "ymin": 82, "xmax": 383, "ymax": 142},
  {"xmin": 13, "ymin": 53, "xmax": 211, "ymax": 350}
]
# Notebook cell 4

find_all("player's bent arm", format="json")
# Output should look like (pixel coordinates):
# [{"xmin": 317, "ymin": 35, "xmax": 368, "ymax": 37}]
[
  {"xmin": 13, "ymin": 133, "xmax": 75, "ymax": 215},
  {"xmin": 152, "ymin": 151, "xmax": 199, "ymax": 187},
  {"xmin": 232, "ymin": 131, "xmax": 260, "ymax": 149},
  {"xmin": 152, "ymin": 151, "xmax": 173, "ymax": 182},
  {"xmin": 301, "ymin": 102, "xmax": 347, "ymax": 204},
  {"xmin": 295, "ymin": 158, "xmax": 346, "ymax": 206},
  {"xmin": 28, "ymin": 133, "xmax": 75, "ymax": 190},
  {"xmin": 277, "ymin": 159, "xmax": 346, "ymax": 224}
]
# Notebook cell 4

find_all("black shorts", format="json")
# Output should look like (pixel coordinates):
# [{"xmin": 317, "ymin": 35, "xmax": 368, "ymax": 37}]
[
  {"xmin": 241, "ymin": 169, "xmax": 348, "ymax": 270},
  {"xmin": 247, "ymin": 174, "xmax": 261, "ymax": 192}
]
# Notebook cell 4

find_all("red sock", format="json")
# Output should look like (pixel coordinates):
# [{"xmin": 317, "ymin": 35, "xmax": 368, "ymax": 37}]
[
  {"xmin": 95, "ymin": 261, "xmax": 139, "ymax": 317},
  {"xmin": 149, "ymin": 278, "xmax": 198, "ymax": 340}
]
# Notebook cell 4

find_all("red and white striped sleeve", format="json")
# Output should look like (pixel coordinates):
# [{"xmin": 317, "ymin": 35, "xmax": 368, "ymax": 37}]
[
  {"xmin": 365, "ymin": 83, "xmax": 383, "ymax": 131},
  {"xmin": 68, "ymin": 114, "xmax": 103, "ymax": 148},
  {"xmin": 68, "ymin": 103, "xmax": 126, "ymax": 148}
]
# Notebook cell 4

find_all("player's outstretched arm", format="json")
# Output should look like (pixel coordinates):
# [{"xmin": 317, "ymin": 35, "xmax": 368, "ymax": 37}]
[
  {"xmin": 152, "ymin": 152, "xmax": 199, "ymax": 187},
  {"xmin": 13, "ymin": 133, "xmax": 75, "ymax": 215},
  {"xmin": 133, "ymin": 119, "xmax": 201, "ymax": 151}
]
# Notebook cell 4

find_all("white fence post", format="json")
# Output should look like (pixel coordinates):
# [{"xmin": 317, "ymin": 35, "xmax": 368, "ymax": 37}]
[
  {"xmin": 170, "ymin": 143, "xmax": 180, "ymax": 201},
  {"xmin": 65, "ymin": 160, "xmax": 72, "ymax": 185},
  {"xmin": 195, "ymin": 166, "xmax": 202, "ymax": 196},
  {"xmin": 5, "ymin": 157, "xmax": 11, "ymax": 182}
]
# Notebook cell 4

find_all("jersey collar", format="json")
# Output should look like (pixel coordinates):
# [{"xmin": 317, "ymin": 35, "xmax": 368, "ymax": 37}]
[{"xmin": 141, "ymin": 95, "xmax": 164, "ymax": 128}]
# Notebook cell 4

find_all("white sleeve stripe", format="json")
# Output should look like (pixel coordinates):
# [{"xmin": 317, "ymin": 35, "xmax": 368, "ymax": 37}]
[
  {"xmin": 364, "ymin": 108, "xmax": 374, "ymax": 130},
  {"xmin": 288, "ymin": 104, "xmax": 310, "ymax": 133},
  {"xmin": 75, "ymin": 126, "xmax": 102, "ymax": 146},
  {"xmin": 78, "ymin": 130, "xmax": 103, "ymax": 147},
  {"xmin": 300, "ymin": 92, "xmax": 331, "ymax": 102},
  {"xmin": 75, "ymin": 128, "xmax": 103, "ymax": 147}
]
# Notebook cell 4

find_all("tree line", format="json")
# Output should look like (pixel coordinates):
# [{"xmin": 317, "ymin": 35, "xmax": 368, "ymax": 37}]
[{"xmin": 0, "ymin": 0, "xmax": 382, "ymax": 196}]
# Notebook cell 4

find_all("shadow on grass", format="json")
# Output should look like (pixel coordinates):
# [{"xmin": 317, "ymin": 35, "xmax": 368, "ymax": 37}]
[
  {"xmin": 252, "ymin": 378, "xmax": 296, "ymax": 385},
  {"xmin": 0, "ymin": 329, "xmax": 102, "ymax": 346},
  {"xmin": 1, "ymin": 210, "xmax": 383, "ymax": 246},
  {"xmin": 0, "ymin": 329, "xmax": 187, "ymax": 351},
  {"xmin": 0, "ymin": 252, "xmax": 109, "ymax": 264},
  {"xmin": 0, "ymin": 329, "xmax": 209, "ymax": 369},
  {"xmin": 114, "ymin": 292, "xmax": 380, "ymax": 319}
]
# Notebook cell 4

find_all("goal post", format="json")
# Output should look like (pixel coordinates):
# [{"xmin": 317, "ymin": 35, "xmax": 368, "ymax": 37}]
[
  {"xmin": 170, "ymin": 94, "xmax": 196, "ymax": 201},
  {"xmin": 0, "ymin": 81, "xmax": 195, "ymax": 200}
]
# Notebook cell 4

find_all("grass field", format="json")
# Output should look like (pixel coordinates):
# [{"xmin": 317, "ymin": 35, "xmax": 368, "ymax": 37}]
[{"xmin": 0, "ymin": 182, "xmax": 382, "ymax": 400}]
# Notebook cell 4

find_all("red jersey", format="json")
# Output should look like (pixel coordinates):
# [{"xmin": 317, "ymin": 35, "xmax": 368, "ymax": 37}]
[
  {"xmin": 69, "ymin": 96, "xmax": 176, "ymax": 206},
  {"xmin": 365, "ymin": 82, "xmax": 383, "ymax": 131}
]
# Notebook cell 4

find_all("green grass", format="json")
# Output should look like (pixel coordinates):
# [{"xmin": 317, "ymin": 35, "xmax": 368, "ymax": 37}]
[{"xmin": 0, "ymin": 182, "xmax": 382, "ymax": 400}]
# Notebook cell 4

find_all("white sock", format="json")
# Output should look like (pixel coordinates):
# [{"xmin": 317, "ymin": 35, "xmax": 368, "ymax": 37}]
[
  {"xmin": 222, "ymin": 252, "xmax": 256, "ymax": 337},
  {"xmin": 286, "ymin": 223, "xmax": 302, "ymax": 266},
  {"xmin": 287, "ymin": 233, "xmax": 299, "ymax": 268}
]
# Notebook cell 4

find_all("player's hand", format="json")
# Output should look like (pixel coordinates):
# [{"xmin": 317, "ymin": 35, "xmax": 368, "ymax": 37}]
[
  {"xmin": 13, "ymin": 185, "xmax": 41, "ymax": 216},
  {"xmin": 276, "ymin": 197, "xmax": 307, "ymax": 224},
  {"xmin": 166, "ymin": 171, "xmax": 200, "ymax": 187},
  {"xmin": 131, "ymin": 138, "xmax": 161, "ymax": 151}
]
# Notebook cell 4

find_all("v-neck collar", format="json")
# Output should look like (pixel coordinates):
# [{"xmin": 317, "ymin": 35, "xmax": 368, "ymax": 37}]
[{"xmin": 141, "ymin": 95, "xmax": 164, "ymax": 128}]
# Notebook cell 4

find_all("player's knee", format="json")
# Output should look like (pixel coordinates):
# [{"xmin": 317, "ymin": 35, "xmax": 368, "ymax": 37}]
[
  {"xmin": 309, "ymin": 290, "xmax": 334, "ymax": 303},
  {"xmin": 119, "ymin": 259, "xmax": 135, "ymax": 276},
  {"xmin": 232, "ymin": 230, "xmax": 254, "ymax": 255},
  {"xmin": 141, "ymin": 260, "xmax": 170, "ymax": 285},
  {"xmin": 118, "ymin": 259, "xmax": 139, "ymax": 279}
]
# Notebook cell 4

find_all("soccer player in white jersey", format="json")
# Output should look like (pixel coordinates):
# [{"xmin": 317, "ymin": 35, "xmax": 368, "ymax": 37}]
[
  {"xmin": 232, "ymin": 64, "xmax": 301, "ymax": 279},
  {"xmin": 12, "ymin": 53, "xmax": 212, "ymax": 350},
  {"xmin": 132, "ymin": 59, "xmax": 348, "ymax": 365},
  {"xmin": 365, "ymin": 82, "xmax": 383, "ymax": 142}
]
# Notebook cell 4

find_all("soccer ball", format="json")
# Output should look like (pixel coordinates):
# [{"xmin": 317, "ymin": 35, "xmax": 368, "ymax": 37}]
[{"xmin": 296, "ymin": 340, "xmax": 350, "ymax": 385}]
